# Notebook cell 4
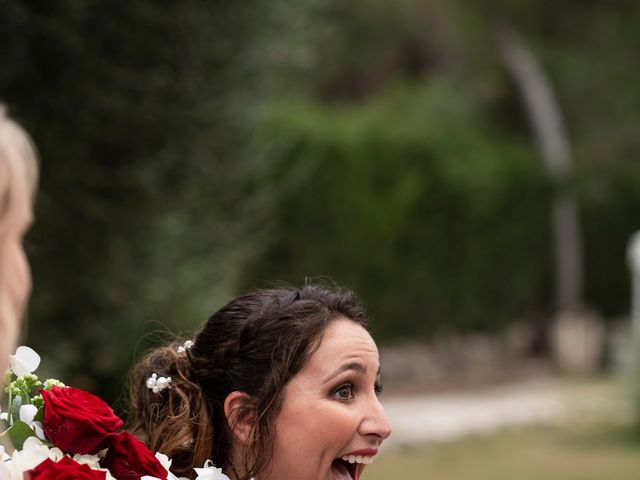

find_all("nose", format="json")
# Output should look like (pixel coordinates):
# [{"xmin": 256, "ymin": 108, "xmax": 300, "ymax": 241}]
[{"xmin": 360, "ymin": 395, "xmax": 392, "ymax": 441}]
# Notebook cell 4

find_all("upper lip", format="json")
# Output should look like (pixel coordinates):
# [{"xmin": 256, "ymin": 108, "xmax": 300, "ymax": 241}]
[{"xmin": 341, "ymin": 448, "xmax": 378, "ymax": 457}]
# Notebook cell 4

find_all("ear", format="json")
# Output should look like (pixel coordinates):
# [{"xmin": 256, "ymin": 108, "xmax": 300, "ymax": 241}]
[{"xmin": 223, "ymin": 391, "xmax": 255, "ymax": 445}]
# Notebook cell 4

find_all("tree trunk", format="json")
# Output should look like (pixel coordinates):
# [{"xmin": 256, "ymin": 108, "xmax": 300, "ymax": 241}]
[{"xmin": 496, "ymin": 25, "xmax": 583, "ymax": 351}]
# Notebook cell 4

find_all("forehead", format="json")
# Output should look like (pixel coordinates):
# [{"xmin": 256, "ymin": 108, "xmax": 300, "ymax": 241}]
[{"xmin": 305, "ymin": 318, "xmax": 379, "ymax": 373}]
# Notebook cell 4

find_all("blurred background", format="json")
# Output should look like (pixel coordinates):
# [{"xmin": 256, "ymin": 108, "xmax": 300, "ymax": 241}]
[{"xmin": 2, "ymin": 0, "xmax": 640, "ymax": 477}]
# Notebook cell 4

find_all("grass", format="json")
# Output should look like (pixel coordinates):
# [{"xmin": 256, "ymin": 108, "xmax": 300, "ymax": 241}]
[{"xmin": 364, "ymin": 421, "xmax": 640, "ymax": 480}]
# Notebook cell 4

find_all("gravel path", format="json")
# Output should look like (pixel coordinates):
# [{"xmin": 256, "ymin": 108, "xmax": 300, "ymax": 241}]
[{"xmin": 381, "ymin": 378, "xmax": 625, "ymax": 448}]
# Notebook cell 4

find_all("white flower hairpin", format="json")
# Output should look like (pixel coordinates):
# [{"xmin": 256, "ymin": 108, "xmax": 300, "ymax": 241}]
[
  {"xmin": 145, "ymin": 373, "xmax": 172, "ymax": 394},
  {"xmin": 176, "ymin": 340, "xmax": 193, "ymax": 353}
]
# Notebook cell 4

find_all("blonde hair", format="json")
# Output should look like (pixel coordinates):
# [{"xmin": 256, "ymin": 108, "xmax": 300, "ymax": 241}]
[{"xmin": 0, "ymin": 104, "xmax": 38, "ymax": 382}]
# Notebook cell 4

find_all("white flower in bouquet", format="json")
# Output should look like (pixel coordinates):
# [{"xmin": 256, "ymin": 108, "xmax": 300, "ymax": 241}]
[
  {"xmin": 4, "ymin": 437, "xmax": 63, "ymax": 479},
  {"xmin": 193, "ymin": 460, "xmax": 232, "ymax": 480},
  {"xmin": 71, "ymin": 452, "xmax": 103, "ymax": 469},
  {"xmin": 3, "ymin": 346, "xmax": 233, "ymax": 480},
  {"xmin": 72, "ymin": 455, "xmax": 117, "ymax": 480},
  {"xmin": 18, "ymin": 404, "xmax": 45, "ymax": 440},
  {"xmin": 0, "ymin": 445, "xmax": 9, "ymax": 462},
  {"xmin": 140, "ymin": 452, "xmax": 190, "ymax": 480},
  {"xmin": 9, "ymin": 346, "xmax": 40, "ymax": 377},
  {"xmin": 1, "ymin": 445, "xmax": 11, "ymax": 479}
]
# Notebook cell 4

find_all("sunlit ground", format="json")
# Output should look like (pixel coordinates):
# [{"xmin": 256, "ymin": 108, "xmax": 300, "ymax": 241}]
[
  {"xmin": 365, "ymin": 423, "xmax": 640, "ymax": 479},
  {"xmin": 366, "ymin": 378, "xmax": 640, "ymax": 479}
]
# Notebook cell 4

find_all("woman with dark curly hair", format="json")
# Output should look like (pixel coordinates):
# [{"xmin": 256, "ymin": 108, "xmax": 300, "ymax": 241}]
[{"xmin": 129, "ymin": 283, "xmax": 392, "ymax": 480}]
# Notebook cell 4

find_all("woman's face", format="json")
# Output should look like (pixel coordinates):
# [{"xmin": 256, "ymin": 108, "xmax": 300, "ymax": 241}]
[{"xmin": 262, "ymin": 317, "xmax": 392, "ymax": 480}]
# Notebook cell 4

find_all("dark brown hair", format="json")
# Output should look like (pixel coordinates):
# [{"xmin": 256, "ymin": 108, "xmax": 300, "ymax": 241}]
[{"xmin": 128, "ymin": 283, "xmax": 367, "ymax": 480}]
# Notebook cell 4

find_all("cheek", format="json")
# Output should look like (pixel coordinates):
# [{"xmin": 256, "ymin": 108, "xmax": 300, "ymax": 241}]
[
  {"xmin": 268, "ymin": 403, "xmax": 360, "ymax": 480},
  {"xmin": 279, "ymin": 400, "xmax": 360, "ymax": 453}
]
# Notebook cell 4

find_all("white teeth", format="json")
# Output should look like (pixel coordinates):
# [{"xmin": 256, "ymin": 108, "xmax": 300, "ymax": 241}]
[{"xmin": 340, "ymin": 455, "xmax": 374, "ymax": 465}]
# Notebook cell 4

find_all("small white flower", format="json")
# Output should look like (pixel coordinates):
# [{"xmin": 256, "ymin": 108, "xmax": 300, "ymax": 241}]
[
  {"xmin": 19, "ymin": 404, "xmax": 37, "ymax": 424},
  {"xmin": 6, "ymin": 437, "xmax": 50, "ymax": 477},
  {"xmin": 103, "ymin": 469, "xmax": 117, "ymax": 480},
  {"xmin": 150, "ymin": 452, "xmax": 187, "ymax": 480},
  {"xmin": 0, "ymin": 461, "xmax": 9, "ymax": 480},
  {"xmin": 10, "ymin": 346, "xmax": 41, "ymax": 377},
  {"xmin": 19, "ymin": 404, "xmax": 45, "ymax": 441},
  {"xmin": 0, "ymin": 445, "xmax": 11, "ymax": 480},
  {"xmin": 78, "ymin": 456, "xmax": 117, "ymax": 480},
  {"xmin": 193, "ymin": 460, "xmax": 231, "ymax": 480},
  {"xmin": 155, "ymin": 452, "xmax": 172, "ymax": 471},
  {"xmin": 49, "ymin": 449, "xmax": 65, "ymax": 463},
  {"xmin": 72, "ymin": 453, "xmax": 101, "ymax": 469},
  {"xmin": 43, "ymin": 378, "xmax": 65, "ymax": 389},
  {"xmin": 0, "ymin": 405, "xmax": 8, "ymax": 422}
]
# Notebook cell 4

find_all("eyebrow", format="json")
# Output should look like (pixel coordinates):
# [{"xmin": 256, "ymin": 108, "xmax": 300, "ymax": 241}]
[{"xmin": 322, "ymin": 362, "xmax": 381, "ymax": 384}]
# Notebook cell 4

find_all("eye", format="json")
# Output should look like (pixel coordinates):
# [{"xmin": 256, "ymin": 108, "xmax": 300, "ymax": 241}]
[
  {"xmin": 374, "ymin": 382, "xmax": 384, "ymax": 396},
  {"xmin": 333, "ymin": 383, "xmax": 355, "ymax": 401}
]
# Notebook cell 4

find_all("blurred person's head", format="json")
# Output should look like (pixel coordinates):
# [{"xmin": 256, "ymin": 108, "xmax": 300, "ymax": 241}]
[
  {"xmin": 129, "ymin": 283, "xmax": 392, "ymax": 480},
  {"xmin": 0, "ymin": 105, "xmax": 38, "ymax": 378}
]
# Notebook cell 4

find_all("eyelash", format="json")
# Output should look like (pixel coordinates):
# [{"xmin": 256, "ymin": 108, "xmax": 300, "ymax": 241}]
[
  {"xmin": 374, "ymin": 382, "xmax": 384, "ymax": 396},
  {"xmin": 332, "ymin": 381, "xmax": 384, "ymax": 401}
]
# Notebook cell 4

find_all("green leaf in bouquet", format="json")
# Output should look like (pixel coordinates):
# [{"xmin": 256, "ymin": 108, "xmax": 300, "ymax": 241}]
[
  {"xmin": 7, "ymin": 420, "xmax": 36, "ymax": 449},
  {"xmin": 35, "ymin": 406, "xmax": 44, "ymax": 423}
]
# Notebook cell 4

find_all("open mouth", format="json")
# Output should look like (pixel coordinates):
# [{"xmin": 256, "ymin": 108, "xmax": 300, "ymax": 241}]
[{"xmin": 331, "ymin": 455, "xmax": 372, "ymax": 480}]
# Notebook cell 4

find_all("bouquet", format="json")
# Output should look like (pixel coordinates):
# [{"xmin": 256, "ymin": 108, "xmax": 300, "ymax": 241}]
[{"xmin": 1, "ymin": 347, "xmax": 229, "ymax": 480}]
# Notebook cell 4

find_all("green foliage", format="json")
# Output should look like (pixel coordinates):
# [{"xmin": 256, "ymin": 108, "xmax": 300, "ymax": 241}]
[
  {"xmin": 242, "ymin": 80, "xmax": 551, "ymax": 337},
  {"xmin": 2, "ymin": 370, "xmax": 52, "ymax": 449},
  {"xmin": 581, "ymin": 165, "xmax": 640, "ymax": 316},
  {"xmin": 0, "ymin": 0, "xmax": 639, "ymax": 401},
  {"xmin": 0, "ymin": 0, "xmax": 296, "ymax": 401},
  {"xmin": 7, "ymin": 420, "xmax": 36, "ymax": 450},
  {"xmin": 242, "ymin": 0, "xmax": 640, "ymax": 338}
]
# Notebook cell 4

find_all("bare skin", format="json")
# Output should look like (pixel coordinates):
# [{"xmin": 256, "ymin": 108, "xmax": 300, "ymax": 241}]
[{"xmin": 229, "ymin": 317, "xmax": 392, "ymax": 480}]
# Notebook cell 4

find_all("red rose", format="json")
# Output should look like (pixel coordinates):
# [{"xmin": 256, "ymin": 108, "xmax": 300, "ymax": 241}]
[
  {"xmin": 42, "ymin": 386, "xmax": 124, "ymax": 454},
  {"xmin": 29, "ymin": 456, "xmax": 106, "ymax": 480},
  {"xmin": 101, "ymin": 431, "xmax": 167, "ymax": 480}
]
